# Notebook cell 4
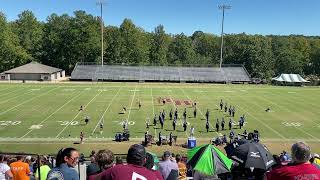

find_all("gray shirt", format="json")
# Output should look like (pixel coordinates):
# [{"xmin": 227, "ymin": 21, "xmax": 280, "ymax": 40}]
[{"xmin": 159, "ymin": 160, "xmax": 178, "ymax": 180}]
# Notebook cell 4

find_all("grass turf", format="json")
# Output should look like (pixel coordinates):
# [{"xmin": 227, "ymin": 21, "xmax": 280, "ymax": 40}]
[{"xmin": 0, "ymin": 82, "xmax": 319, "ymax": 155}]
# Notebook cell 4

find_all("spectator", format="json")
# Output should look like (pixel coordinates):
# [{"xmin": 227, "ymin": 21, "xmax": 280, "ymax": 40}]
[
  {"xmin": 176, "ymin": 154, "xmax": 186, "ymax": 180},
  {"xmin": 0, "ymin": 154, "xmax": 13, "ymax": 180},
  {"xmin": 35, "ymin": 157, "xmax": 51, "ymax": 180},
  {"xmin": 96, "ymin": 149, "xmax": 114, "ymax": 171},
  {"xmin": 144, "ymin": 153, "xmax": 163, "ymax": 180},
  {"xmin": 159, "ymin": 151, "xmax": 179, "ymax": 180},
  {"xmin": 115, "ymin": 156, "xmax": 123, "ymax": 165},
  {"xmin": 95, "ymin": 144, "xmax": 159, "ymax": 180},
  {"xmin": 266, "ymin": 142, "xmax": 320, "ymax": 180},
  {"xmin": 47, "ymin": 147, "xmax": 80, "ymax": 180},
  {"xmin": 86, "ymin": 156, "xmax": 100, "ymax": 178},
  {"xmin": 10, "ymin": 155, "xmax": 30, "ymax": 180},
  {"xmin": 310, "ymin": 154, "xmax": 320, "ymax": 170}
]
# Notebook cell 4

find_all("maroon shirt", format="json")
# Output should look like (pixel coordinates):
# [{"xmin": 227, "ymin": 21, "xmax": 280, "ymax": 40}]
[
  {"xmin": 98, "ymin": 164, "xmax": 160, "ymax": 180},
  {"xmin": 266, "ymin": 163, "xmax": 320, "ymax": 180}
]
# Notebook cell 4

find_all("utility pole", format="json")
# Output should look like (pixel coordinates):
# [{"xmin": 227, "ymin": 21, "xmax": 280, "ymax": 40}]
[
  {"xmin": 97, "ymin": 1, "xmax": 106, "ymax": 66},
  {"xmin": 218, "ymin": 4, "xmax": 231, "ymax": 69}
]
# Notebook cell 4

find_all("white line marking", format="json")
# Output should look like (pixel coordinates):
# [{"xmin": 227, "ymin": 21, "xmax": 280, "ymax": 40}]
[
  {"xmin": 55, "ymin": 91, "xmax": 102, "ymax": 138},
  {"xmin": 0, "ymin": 87, "xmax": 59, "ymax": 116},
  {"xmin": 21, "ymin": 91, "xmax": 84, "ymax": 138},
  {"xmin": 126, "ymin": 84, "xmax": 138, "ymax": 121},
  {"xmin": 91, "ymin": 87, "xmax": 122, "ymax": 134}
]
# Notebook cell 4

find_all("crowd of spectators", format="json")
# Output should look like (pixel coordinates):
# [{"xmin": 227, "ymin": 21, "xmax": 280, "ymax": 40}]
[{"xmin": 0, "ymin": 141, "xmax": 319, "ymax": 180}]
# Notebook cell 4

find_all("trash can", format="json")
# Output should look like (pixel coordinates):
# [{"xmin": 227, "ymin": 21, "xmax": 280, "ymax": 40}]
[{"xmin": 187, "ymin": 137, "xmax": 196, "ymax": 149}]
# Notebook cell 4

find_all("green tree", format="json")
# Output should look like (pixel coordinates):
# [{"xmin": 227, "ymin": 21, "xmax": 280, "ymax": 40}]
[{"xmin": 149, "ymin": 25, "xmax": 170, "ymax": 65}]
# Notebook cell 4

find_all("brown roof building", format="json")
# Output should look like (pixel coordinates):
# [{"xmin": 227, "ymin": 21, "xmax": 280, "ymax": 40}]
[{"xmin": 1, "ymin": 62, "xmax": 65, "ymax": 81}]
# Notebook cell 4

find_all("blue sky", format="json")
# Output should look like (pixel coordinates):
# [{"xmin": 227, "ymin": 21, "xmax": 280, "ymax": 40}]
[{"xmin": 1, "ymin": 0, "xmax": 319, "ymax": 36}]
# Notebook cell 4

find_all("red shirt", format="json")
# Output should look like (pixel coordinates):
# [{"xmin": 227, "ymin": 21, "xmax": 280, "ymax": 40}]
[
  {"xmin": 266, "ymin": 163, "xmax": 320, "ymax": 180},
  {"xmin": 98, "ymin": 164, "xmax": 160, "ymax": 180}
]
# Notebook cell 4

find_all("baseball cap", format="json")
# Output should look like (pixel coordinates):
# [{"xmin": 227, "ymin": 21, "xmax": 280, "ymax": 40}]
[
  {"xmin": 163, "ymin": 151, "xmax": 171, "ymax": 158},
  {"xmin": 127, "ymin": 144, "xmax": 146, "ymax": 165}
]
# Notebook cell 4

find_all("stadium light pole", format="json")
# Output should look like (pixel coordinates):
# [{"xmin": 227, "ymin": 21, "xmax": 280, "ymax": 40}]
[
  {"xmin": 97, "ymin": 0, "xmax": 106, "ymax": 67},
  {"xmin": 218, "ymin": 4, "xmax": 231, "ymax": 69}
]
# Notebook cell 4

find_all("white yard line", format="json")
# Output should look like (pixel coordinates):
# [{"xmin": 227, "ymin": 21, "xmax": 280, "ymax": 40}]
[
  {"xmin": 21, "ymin": 91, "xmax": 84, "ymax": 138},
  {"xmin": 91, "ymin": 87, "xmax": 122, "ymax": 134},
  {"xmin": 180, "ymin": 88, "xmax": 219, "ymax": 136},
  {"xmin": 150, "ymin": 87, "xmax": 157, "ymax": 136},
  {"xmin": 55, "ymin": 91, "xmax": 102, "ymax": 138},
  {"xmin": 165, "ymin": 86, "xmax": 188, "ymax": 137},
  {"xmin": 0, "ymin": 87, "xmax": 59, "ymax": 116},
  {"xmin": 126, "ymin": 84, "xmax": 138, "ymax": 121}
]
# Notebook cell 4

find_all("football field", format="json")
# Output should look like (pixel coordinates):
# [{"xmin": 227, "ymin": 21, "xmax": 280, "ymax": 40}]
[{"xmin": 0, "ymin": 82, "xmax": 319, "ymax": 154}]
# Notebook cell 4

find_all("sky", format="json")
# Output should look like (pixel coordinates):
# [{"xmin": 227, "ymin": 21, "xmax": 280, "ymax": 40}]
[{"xmin": 1, "ymin": 0, "xmax": 319, "ymax": 36}]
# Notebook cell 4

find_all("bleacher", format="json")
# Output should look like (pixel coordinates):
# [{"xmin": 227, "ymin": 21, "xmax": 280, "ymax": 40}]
[{"xmin": 71, "ymin": 63, "xmax": 251, "ymax": 83}]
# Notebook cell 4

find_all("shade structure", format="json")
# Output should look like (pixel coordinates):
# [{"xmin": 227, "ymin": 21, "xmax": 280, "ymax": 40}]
[
  {"xmin": 230, "ymin": 142, "xmax": 275, "ymax": 170},
  {"xmin": 187, "ymin": 144, "xmax": 233, "ymax": 176}
]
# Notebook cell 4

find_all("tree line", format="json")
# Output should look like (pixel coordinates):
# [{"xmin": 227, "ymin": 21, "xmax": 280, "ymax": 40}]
[{"xmin": 0, "ymin": 10, "xmax": 319, "ymax": 79}]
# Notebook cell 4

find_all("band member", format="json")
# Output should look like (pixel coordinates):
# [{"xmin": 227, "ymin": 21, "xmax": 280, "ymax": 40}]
[
  {"xmin": 193, "ymin": 107, "xmax": 197, "ymax": 118},
  {"xmin": 162, "ymin": 99, "xmax": 166, "ymax": 105},
  {"xmin": 205, "ymin": 109, "xmax": 209, "ymax": 121},
  {"xmin": 84, "ymin": 116, "xmax": 90, "ymax": 125},
  {"xmin": 79, "ymin": 105, "xmax": 84, "ymax": 111},
  {"xmin": 174, "ymin": 108, "xmax": 178, "ymax": 120},
  {"xmin": 265, "ymin": 107, "xmax": 271, "ymax": 112},
  {"xmin": 159, "ymin": 113, "xmax": 164, "ymax": 129},
  {"xmin": 173, "ymin": 117, "xmax": 177, "ymax": 131},
  {"xmin": 224, "ymin": 102, "xmax": 228, "ymax": 112},
  {"xmin": 206, "ymin": 120, "xmax": 209, "ymax": 133},
  {"xmin": 123, "ymin": 120, "xmax": 128, "ymax": 131},
  {"xmin": 123, "ymin": 106, "xmax": 127, "ymax": 114},
  {"xmin": 229, "ymin": 118, "xmax": 233, "ymax": 130},
  {"xmin": 158, "ymin": 131, "xmax": 162, "ymax": 146},
  {"xmin": 190, "ymin": 126, "xmax": 194, "ymax": 137},
  {"xmin": 221, "ymin": 117, "xmax": 225, "ymax": 130},
  {"xmin": 216, "ymin": 118, "xmax": 220, "ymax": 132},
  {"xmin": 183, "ymin": 108, "xmax": 187, "ymax": 120},
  {"xmin": 146, "ymin": 117, "xmax": 150, "ymax": 130},
  {"xmin": 153, "ymin": 114, "xmax": 157, "ymax": 126},
  {"xmin": 169, "ymin": 109, "xmax": 173, "ymax": 120},
  {"xmin": 229, "ymin": 130, "xmax": 235, "ymax": 143},
  {"xmin": 100, "ymin": 122, "xmax": 103, "ymax": 134},
  {"xmin": 183, "ymin": 120, "xmax": 187, "ymax": 132},
  {"xmin": 232, "ymin": 106, "xmax": 236, "ymax": 117},
  {"xmin": 138, "ymin": 100, "xmax": 142, "ymax": 109},
  {"xmin": 144, "ymin": 132, "xmax": 148, "ymax": 146},
  {"xmin": 80, "ymin": 132, "xmax": 84, "ymax": 144},
  {"xmin": 239, "ymin": 117, "xmax": 244, "ymax": 129},
  {"xmin": 169, "ymin": 132, "xmax": 173, "ymax": 146},
  {"xmin": 229, "ymin": 105, "xmax": 232, "ymax": 116},
  {"xmin": 162, "ymin": 109, "xmax": 166, "ymax": 121},
  {"xmin": 220, "ymin": 99, "xmax": 223, "ymax": 110}
]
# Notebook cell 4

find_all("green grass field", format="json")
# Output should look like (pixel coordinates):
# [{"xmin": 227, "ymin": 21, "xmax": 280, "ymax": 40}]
[{"xmin": 0, "ymin": 82, "xmax": 319, "ymax": 155}]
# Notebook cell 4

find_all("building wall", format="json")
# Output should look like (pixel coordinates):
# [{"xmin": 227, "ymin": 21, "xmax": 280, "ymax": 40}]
[
  {"xmin": 0, "ymin": 74, "xmax": 10, "ymax": 80},
  {"xmin": 10, "ymin": 73, "xmax": 42, "ymax": 80}
]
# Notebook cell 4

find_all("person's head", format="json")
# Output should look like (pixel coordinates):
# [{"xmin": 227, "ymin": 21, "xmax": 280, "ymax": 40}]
[
  {"xmin": 291, "ymin": 142, "xmax": 311, "ymax": 164},
  {"xmin": 25, "ymin": 156, "xmax": 31, "ymax": 164},
  {"xmin": 144, "ymin": 153, "xmax": 154, "ymax": 170},
  {"xmin": 126, "ymin": 144, "xmax": 146, "ymax": 166},
  {"xmin": 0, "ymin": 155, "xmax": 7, "ymax": 162},
  {"xmin": 56, "ymin": 147, "xmax": 79, "ymax": 167},
  {"xmin": 176, "ymin": 154, "xmax": 182, "ymax": 163},
  {"xmin": 96, "ymin": 149, "xmax": 114, "ymax": 170},
  {"xmin": 16, "ymin": 155, "xmax": 24, "ymax": 161},
  {"xmin": 115, "ymin": 156, "xmax": 123, "ymax": 165},
  {"xmin": 163, "ymin": 151, "xmax": 171, "ymax": 160}
]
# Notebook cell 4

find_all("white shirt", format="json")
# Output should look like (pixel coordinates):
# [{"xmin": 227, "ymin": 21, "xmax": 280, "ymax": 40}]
[{"xmin": 0, "ymin": 163, "xmax": 10, "ymax": 180}]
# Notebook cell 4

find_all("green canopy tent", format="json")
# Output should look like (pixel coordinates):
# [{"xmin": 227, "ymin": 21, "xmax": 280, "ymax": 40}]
[{"xmin": 187, "ymin": 144, "xmax": 233, "ymax": 176}]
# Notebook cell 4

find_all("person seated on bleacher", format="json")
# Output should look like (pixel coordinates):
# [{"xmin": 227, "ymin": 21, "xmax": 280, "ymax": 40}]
[{"xmin": 159, "ymin": 151, "xmax": 178, "ymax": 180}]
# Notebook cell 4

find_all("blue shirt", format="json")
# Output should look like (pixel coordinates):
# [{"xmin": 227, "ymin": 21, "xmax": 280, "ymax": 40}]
[{"xmin": 47, "ymin": 163, "xmax": 79, "ymax": 180}]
